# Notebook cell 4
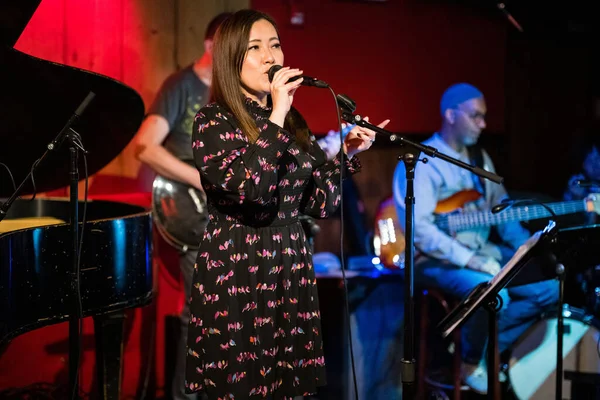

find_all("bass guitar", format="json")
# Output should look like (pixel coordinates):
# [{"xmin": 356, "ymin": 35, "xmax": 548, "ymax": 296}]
[
  {"xmin": 152, "ymin": 174, "xmax": 208, "ymax": 252},
  {"xmin": 373, "ymin": 189, "xmax": 600, "ymax": 269}
]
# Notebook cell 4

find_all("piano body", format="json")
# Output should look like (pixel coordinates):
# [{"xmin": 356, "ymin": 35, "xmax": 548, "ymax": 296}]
[
  {"xmin": 0, "ymin": 1, "xmax": 153, "ymax": 398},
  {"xmin": 0, "ymin": 199, "xmax": 153, "ymax": 343}
]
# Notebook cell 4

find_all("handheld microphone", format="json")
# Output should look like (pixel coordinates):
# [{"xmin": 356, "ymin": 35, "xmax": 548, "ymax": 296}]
[{"xmin": 267, "ymin": 65, "xmax": 329, "ymax": 89}]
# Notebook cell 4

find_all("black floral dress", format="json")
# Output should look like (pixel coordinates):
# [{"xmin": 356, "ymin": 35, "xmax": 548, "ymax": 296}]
[{"xmin": 185, "ymin": 98, "xmax": 360, "ymax": 400}]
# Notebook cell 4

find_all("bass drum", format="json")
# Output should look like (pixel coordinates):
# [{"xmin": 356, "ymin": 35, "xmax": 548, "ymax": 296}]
[{"xmin": 508, "ymin": 306, "xmax": 600, "ymax": 399}]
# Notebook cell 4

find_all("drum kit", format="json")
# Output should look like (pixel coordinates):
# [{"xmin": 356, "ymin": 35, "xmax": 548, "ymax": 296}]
[
  {"xmin": 504, "ymin": 225, "xmax": 600, "ymax": 400},
  {"xmin": 508, "ymin": 306, "xmax": 600, "ymax": 399},
  {"xmin": 373, "ymin": 214, "xmax": 600, "ymax": 399}
]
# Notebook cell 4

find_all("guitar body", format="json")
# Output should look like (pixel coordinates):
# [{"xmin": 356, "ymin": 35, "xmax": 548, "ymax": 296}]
[
  {"xmin": 374, "ymin": 189, "xmax": 483, "ymax": 269},
  {"xmin": 152, "ymin": 175, "xmax": 209, "ymax": 252},
  {"xmin": 433, "ymin": 189, "xmax": 482, "ymax": 214}
]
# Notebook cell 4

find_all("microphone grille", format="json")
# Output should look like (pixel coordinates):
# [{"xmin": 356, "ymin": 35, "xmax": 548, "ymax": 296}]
[{"xmin": 267, "ymin": 65, "xmax": 283, "ymax": 83}]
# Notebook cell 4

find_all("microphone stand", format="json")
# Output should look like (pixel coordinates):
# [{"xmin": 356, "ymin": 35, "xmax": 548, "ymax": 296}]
[
  {"xmin": 0, "ymin": 92, "xmax": 94, "ymax": 400},
  {"xmin": 338, "ymin": 104, "xmax": 503, "ymax": 399},
  {"xmin": 495, "ymin": 1, "xmax": 524, "ymax": 32}
]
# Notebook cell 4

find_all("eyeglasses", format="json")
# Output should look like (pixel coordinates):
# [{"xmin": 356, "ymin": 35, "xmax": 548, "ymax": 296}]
[{"xmin": 455, "ymin": 108, "xmax": 486, "ymax": 123}]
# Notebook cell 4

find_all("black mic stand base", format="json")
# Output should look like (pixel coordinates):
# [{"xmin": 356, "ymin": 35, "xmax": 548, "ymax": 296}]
[
  {"xmin": 485, "ymin": 295, "xmax": 503, "ymax": 400},
  {"xmin": 556, "ymin": 263, "xmax": 565, "ymax": 400}
]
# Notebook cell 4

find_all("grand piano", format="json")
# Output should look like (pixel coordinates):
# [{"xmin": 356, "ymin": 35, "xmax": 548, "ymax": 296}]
[{"xmin": 0, "ymin": 1, "xmax": 153, "ymax": 399}]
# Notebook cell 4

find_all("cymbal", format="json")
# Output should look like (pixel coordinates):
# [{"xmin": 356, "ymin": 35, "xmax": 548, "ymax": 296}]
[{"xmin": 0, "ymin": 47, "xmax": 145, "ymax": 197}]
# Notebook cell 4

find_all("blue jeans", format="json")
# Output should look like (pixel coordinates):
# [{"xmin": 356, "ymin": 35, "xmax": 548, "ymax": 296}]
[{"xmin": 414, "ymin": 248, "xmax": 559, "ymax": 365}]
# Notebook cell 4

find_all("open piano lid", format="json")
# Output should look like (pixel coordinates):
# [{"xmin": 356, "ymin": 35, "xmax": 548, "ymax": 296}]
[
  {"xmin": 0, "ymin": 0, "xmax": 145, "ymax": 197},
  {"xmin": 0, "ymin": 1, "xmax": 152, "ymax": 351},
  {"xmin": 0, "ymin": 0, "xmax": 40, "ymax": 48}
]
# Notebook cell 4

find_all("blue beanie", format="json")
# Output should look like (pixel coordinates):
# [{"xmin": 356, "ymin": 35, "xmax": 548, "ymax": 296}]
[{"xmin": 440, "ymin": 83, "xmax": 483, "ymax": 116}]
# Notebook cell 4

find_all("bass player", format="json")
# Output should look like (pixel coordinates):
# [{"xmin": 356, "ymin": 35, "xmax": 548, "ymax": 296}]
[{"xmin": 392, "ymin": 83, "xmax": 559, "ymax": 394}]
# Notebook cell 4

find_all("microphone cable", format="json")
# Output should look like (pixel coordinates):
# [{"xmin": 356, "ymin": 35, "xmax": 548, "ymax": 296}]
[
  {"xmin": 0, "ymin": 162, "xmax": 16, "ymax": 194},
  {"xmin": 70, "ymin": 131, "xmax": 89, "ymax": 400},
  {"xmin": 326, "ymin": 86, "xmax": 360, "ymax": 400},
  {"xmin": 269, "ymin": 65, "xmax": 360, "ymax": 399}
]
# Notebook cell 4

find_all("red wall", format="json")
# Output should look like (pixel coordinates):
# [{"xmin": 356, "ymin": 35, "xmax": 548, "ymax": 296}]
[
  {"xmin": 252, "ymin": 0, "xmax": 507, "ymax": 134},
  {"xmin": 1, "ymin": 1, "xmax": 508, "ymax": 397}
]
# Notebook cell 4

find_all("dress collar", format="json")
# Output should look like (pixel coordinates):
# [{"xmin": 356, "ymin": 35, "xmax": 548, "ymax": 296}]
[{"xmin": 244, "ymin": 96, "xmax": 272, "ymax": 117}]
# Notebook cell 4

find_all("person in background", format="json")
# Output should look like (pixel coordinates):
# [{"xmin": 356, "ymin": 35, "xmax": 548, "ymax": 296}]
[
  {"xmin": 185, "ymin": 9, "xmax": 389, "ymax": 399},
  {"xmin": 315, "ymin": 125, "xmax": 371, "ymax": 257},
  {"xmin": 393, "ymin": 83, "xmax": 559, "ymax": 394},
  {"xmin": 563, "ymin": 133, "xmax": 600, "ymax": 225},
  {"xmin": 562, "ymin": 132, "xmax": 600, "ymax": 316}
]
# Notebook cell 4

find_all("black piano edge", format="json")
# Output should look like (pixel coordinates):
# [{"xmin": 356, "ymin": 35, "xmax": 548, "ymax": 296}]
[
  {"xmin": 0, "ymin": 291, "xmax": 153, "ymax": 347},
  {"xmin": 1, "ymin": 197, "xmax": 154, "ymax": 347},
  {"xmin": 1, "ymin": 198, "xmax": 152, "ymax": 234}
]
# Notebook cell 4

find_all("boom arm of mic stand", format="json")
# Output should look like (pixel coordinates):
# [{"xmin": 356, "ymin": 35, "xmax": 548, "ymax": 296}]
[{"xmin": 340, "ymin": 111, "xmax": 504, "ymax": 184}]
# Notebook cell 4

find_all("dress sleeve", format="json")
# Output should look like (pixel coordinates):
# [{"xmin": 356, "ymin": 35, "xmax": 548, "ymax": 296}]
[
  {"xmin": 192, "ymin": 105, "xmax": 292, "ymax": 204},
  {"xmin": 301, "ymin": 136, "xmax": 361, "ymax": 218}
]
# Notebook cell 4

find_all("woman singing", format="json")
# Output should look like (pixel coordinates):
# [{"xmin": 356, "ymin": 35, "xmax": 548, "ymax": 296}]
[{"xmin": 185, "ymin": 9, "xmax": 389, "ymax": 399}]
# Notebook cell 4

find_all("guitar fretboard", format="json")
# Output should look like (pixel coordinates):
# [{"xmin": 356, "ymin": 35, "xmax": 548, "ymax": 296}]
[{"xmin": 436, "ymin": 200, "xmax": 587, "ymax": 233}]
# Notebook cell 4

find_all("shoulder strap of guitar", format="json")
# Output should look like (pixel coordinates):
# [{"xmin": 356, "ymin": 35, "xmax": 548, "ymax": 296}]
[{"xmin": 467, "ymin": 144, "xmax": 486, "ymax": 196}]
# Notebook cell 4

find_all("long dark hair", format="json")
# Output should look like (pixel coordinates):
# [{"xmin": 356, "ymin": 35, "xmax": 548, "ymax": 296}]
[{"xmin": 211, "ymin": 9, "xmax": 309, "ymax": 149}]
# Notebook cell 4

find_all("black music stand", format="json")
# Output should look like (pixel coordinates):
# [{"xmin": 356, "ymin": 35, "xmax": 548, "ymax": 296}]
[{"xmin": 437, "ymin": 221, "xmax": 558, "ymax": 399}]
